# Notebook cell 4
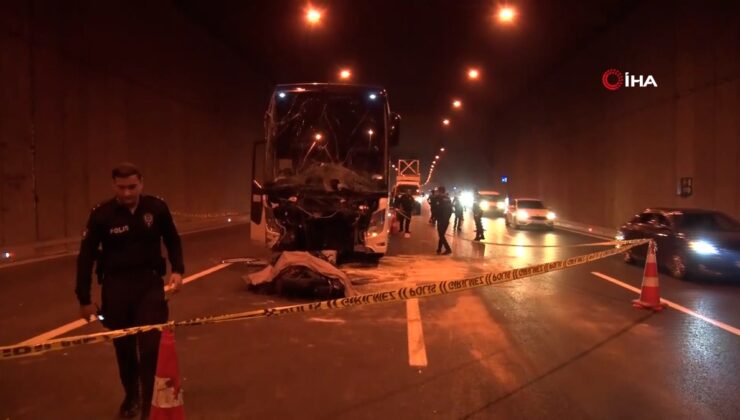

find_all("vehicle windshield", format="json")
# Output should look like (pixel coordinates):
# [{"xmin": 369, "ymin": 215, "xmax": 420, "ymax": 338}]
[
  {"xmin": 518, "ymin": 200, "xmax": 546, "ymax": 209},
  {"xmin": 673, "ymin": 212, "xmax": 740, "ymax": 231},
  {"xmin": 266, "ymin": 88, "xmax": 387, "ymax": 193}
]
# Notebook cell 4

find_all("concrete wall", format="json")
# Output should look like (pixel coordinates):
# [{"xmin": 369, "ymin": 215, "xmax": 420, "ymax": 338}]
[
  {"xmin": 487, "ymin": 0, "xmax": 740, "ymax": 228},
  {"xmin": 0, "ymin": 0, "xmax": 265, "ymax": 246}
]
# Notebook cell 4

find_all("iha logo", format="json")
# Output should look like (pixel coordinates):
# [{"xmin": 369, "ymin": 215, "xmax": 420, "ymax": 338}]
[{"xmin": 602, "ymin": 69, "xmax": 657, "ymax": 90}]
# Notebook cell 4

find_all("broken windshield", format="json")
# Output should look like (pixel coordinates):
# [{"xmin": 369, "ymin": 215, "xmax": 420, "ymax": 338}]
[{"xmin": 267, "ymin": 88, "xmax": 387, "ymax": 193}]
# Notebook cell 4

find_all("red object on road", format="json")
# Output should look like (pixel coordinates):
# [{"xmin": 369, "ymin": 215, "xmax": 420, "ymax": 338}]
[
  {"xmin": 632, "ymin": 241, "xmax": 667, "ymax": 311},
  {"xmin": 390, "ymin": 213, "xmax": 400, "ymax": 234},
  {"xmin": 150, "ymin": 329, "xmax": 185, "ymax": 420}
]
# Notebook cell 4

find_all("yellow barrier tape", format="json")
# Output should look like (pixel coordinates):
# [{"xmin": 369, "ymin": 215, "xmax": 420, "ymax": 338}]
[
  {"xmin": 171, "ymin": 211, "xmax": 245, "ymax": 219},
  {"xmin": 0, "ymin": 239, "xmax": 651, "ymax": 361},
  {"xmin": 445, "ymin": 235, "xmax": 631, "ymax": 248}
]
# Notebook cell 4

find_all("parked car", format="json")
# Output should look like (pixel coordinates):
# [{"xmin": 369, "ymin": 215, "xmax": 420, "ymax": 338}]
[{"xmin": 618, "ymin": 208, "xmax": 740, "ymax": 280}]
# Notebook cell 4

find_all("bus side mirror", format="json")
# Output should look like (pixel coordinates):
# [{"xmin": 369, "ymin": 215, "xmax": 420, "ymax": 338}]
[{"xmin": 389, "ymin": 113, "xmax": 401, "ymax": 147}]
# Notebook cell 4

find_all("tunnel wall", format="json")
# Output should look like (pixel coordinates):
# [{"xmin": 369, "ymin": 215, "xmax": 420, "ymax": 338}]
[
  {"xmin": 487, "ymin": 1, "xmax": 740, "ymax": 228},
  {"xmin": 0, "ymin": 0, "xmax": 264, "ymax": 246}
]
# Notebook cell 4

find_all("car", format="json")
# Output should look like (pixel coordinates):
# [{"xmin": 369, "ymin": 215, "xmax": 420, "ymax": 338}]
[
  {"xmin": 505, "ymin": 198, "xmax": 556, "ymax": 229},
  {"xmin": 477, "ymin": 190, "xmax": 507, "ymax": 218},
  {"xmin": 618, "ymin": 208, "xmax": 740, "ymax": 280}
]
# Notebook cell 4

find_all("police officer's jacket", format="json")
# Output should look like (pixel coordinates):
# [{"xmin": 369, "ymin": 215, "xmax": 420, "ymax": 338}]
[
  {"xmin": 436, "ymin": 194, "xmax": 454, "ymax": 221},
  {"xmin": 75, "ymin": 195, "xmax": 184, "ymax": 305}
]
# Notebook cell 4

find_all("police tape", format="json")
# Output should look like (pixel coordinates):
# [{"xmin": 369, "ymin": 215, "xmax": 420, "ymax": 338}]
[
  {"xmin": 0, "ymin": 239, "xmax": 651, "ymax": 361},
  {"xmin": 219, "ymin": 257, "xmax": 268, "ymax": 265},
  {"xmin": 171, "ymin": 211, "xmax": 245, "ymax": 219},
  {"xmin": 445, "ymin": 235, "xmax": 632, "ymax": 248}
]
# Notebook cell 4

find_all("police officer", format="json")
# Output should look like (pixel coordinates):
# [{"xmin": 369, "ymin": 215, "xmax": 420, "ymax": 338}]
[
  {"xmin": 435, "ymin": 186, "xmax": 453, "ymax": 255},
  {"xmin": 452, "ymin": 193, "xmax": 464, "ymax": 232},
  {"xmin": 473, "ymin": 191, "xmax": 485, "ymax": 241},
  {"xmin": 76, "ymin": 163, "xmax": 184, "ymax": 419},
  {"xmin": 428, "ymin": 188, "xmax": 440, "ymax": 225},
  {"xmin": 394, "ymin": 191, "xmax": 415, "ymax": 237}
]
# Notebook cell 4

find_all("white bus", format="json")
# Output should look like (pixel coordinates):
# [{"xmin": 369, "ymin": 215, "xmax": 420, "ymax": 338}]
[{"xmin": 250, "ymin": 83, "xmax": 400, "ymax": 260}]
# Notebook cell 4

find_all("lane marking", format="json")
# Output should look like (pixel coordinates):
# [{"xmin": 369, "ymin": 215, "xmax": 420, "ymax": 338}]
[
  {"xmin": 164, "ymin": 262, "xmax": 232, "ymax": 293},
  {"xmin": 18, "ymin": 319, "xmax": 91, "ymax": 347},
  {"xmin": 406, "ymin": 298, "xmax": 428, "ymax": 367},
  {"xmin": 307, "ymin": 317, "xmax": 347, "ymax": 324},
  {"xmin": 19, "ymin": 263, "xmax": 232, "ymax": 345},
  {"xmin": 591, "ymin": 271, "xmax": 740, "ymax": 337}
]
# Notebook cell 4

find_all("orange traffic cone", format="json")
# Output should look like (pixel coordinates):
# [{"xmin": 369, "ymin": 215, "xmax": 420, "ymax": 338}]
[
  {"xmin": 632, "ymin": 241, "xmax": 667, "ymax": 311},
  {"xmin": 150, "ymin": 329, "xmax": 185, "ymax": 420}
]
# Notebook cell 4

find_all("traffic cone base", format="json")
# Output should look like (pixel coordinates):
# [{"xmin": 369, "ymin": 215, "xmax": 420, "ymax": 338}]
[{"xmin": 632, "ymin": 297, "xmax": 667, "ymax": 311}]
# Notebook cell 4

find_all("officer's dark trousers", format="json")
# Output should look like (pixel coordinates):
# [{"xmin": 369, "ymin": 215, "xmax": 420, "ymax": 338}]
[
  {"xmin": 436, "ymin": 219, "xmax": 452, "ymax": 252},
  {"xmin": 474, "ymin": 216, "xmax": 484, "ymax": 239},
  {"xmin": 102, "ymin": 270, "xmax": 168, "ymax": 416},
  {"xmin": 453, "ymin": 212, "xmax": 463, "ymax": 231},
  {"xmin": 399, "ymin": 212, "xmax": 411, "ymax": 233}
]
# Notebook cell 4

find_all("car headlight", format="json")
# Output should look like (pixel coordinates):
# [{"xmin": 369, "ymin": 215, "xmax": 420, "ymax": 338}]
[
  {"xmin": 496, "ymin": 201, "xmax": 506, "ymax": 210},
  {"xmin": 480, "ymin": 200, "xmax": 490, "ymax": 211},
  {"xmin": 414, "ymin": 196, "xmax": 423, "ymax": 203},
  {"xmin": 546, "ymin": 211, "xmax": 556, "ymax": 220},
  {"xmin": 461, "ymin": 192, "xmax": 474, "ymax": 207},
  {"xmin": 516, "ymin": 209, "xmax": 529, "ymax": 219},
  {"xmin": 689, "ymin": 240, "xmax": 719, "ymax": 255},
  {"xmin": 615, "ymin": 233, "xmax": 625, "ymax": 241}
]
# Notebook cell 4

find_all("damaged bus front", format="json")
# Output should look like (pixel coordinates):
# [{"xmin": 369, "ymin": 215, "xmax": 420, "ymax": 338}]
[{"xmin": 250, "ymin": 84, "xmax": 400, "ymax": 259}]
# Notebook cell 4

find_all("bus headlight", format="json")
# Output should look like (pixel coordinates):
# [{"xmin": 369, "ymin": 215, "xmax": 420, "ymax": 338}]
[{"xmin": 480, "ymin": 200, "xmax": 490, "ymax": 211}]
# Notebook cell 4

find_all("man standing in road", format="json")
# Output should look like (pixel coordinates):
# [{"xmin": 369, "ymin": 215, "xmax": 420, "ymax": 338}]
[
  {"xmin": 394, "ymin": 191, "xmax": 415, "ymax": 238},
  {"xmin": 452, "ymin": 192, "xmax": 464, "ymax": 232},
  {"xmin": 435, "ymin": 186, "xmax": 453, "ymax": 255},
  {"xmin": 75, "ymin": 163, "xmax": 184, "ymax": 419},
  {"xmin": 473, "ymin": 191, "xmax": 485, "ymax": 241},
  {"xmin": 428, "ymin": 187, "xmax": 440, "ymax": 225}
]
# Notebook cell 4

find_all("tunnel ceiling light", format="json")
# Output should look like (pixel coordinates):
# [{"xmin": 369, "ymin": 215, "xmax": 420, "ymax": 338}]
[
  {"xmin": 497, "ymin": 6, "xmax": 517, "ymax": 24},
  {"xmin": 306, "ymin": 8, "xmax": 322, "ymax": 25}
]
